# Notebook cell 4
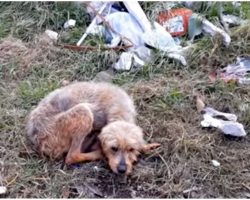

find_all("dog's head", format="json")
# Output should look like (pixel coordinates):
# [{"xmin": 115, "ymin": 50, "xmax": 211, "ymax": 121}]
[{"xmin": 98, "ymin": 121, "xmax": 160, "ymax": 175}]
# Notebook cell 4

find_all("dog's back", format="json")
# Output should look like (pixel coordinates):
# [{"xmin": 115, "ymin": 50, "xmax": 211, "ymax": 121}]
[{"xmin": 26, "ymin": 81, "xmax": 137, "ymax": 148}]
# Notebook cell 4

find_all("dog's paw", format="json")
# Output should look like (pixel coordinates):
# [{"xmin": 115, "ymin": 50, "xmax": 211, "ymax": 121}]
[
  {"xmin": 141, "ymin": 142, "xmax": 161, "ymax": 153},
  {"xmin": 148, "ymin": 143, "xmax": 161, "ymax": 150}
]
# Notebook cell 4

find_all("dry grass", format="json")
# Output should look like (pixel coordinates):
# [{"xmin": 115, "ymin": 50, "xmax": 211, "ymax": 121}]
[{"xmin": 1, "ymin": 2, "xmax": 250, "ymax": 198}]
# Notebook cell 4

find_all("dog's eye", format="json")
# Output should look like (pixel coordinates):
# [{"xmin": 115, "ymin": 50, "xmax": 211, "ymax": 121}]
[
  {"xmin": 111, "ymin": 146, "xmax": 118, "ymax": 152},
  {"xmin": 129, "ymin": 148, "xmax": 134, "ymax": 152}
]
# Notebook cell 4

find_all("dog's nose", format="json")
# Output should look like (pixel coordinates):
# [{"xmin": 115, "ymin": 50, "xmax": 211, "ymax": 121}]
[{"xmin": 117, "ymin": 163, "xmax": 127, "ymax": 174}]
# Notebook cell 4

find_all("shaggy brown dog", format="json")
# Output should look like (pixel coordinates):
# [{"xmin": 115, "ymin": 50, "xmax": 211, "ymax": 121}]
[{"xmin": 26, "ymin": 81, "xmax": 160, "ymax": 175}]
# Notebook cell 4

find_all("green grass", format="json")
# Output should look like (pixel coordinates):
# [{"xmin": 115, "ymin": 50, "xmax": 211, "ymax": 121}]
[
  {"xmin": 18, "ymin": 80, "xmax": 59, "ymax": 107},
  {"xmin": 0, "ymin": 2, "xmax": 88, "ymax": 41}
]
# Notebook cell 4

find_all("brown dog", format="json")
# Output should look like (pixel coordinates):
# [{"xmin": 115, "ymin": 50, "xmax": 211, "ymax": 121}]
[{"xmin": 26, "ymin": 81, "xmax": 160, "ymax": 175}]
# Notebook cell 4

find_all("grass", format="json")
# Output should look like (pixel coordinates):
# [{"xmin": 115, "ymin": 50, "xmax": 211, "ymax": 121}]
[{"xmin": 1, "ymin": 1, "xmax": 250, "ymax": 198}]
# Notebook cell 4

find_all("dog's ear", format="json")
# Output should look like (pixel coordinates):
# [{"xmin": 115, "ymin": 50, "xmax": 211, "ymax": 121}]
[{"xmin": 140, "ymin": 143, "xmax": 161, "ymax": 154}]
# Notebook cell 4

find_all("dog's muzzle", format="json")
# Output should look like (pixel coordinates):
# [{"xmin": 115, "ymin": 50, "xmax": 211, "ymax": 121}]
[{"xmin": 117, "ymin": 158, "xmax": 127, "ymax": 174}]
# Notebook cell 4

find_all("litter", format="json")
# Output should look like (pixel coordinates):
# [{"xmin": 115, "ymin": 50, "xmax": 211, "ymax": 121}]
[
  {"xmin": 211, "ymin": 57, "xmax": 250, "ymax": 85},
  {"xmin": 122, "ymin": 1, "xmax": 152, "ymax": 32},
  {"xmin": 112, "ymin": 46, "xmax": 152, "ymax": 71},
  {"xmin": 77, "ymin": 2, "xmax": 109, "ymax": 46},
  {"xmin": 102, "ymin": 12, "xmax": 144, "ymax": 48},
  {"xmin": 76, "ymin": 1, "xmax": 189, "ymax": 70},
  {"xmin": 142, "ymin": 22, "xmax": 187, "ymax": 66},
  {"xmin": 157, "ymin": 8, "xmax": 193, "ymax": 37},
  {"xmin": 85, "ymin": 1, "xmax": 118, "ymax": 23},
  {"xmin": 74, "ymin": 1, "xmax": 238, "ymax": 71},
  {"xmin": 0, "ymin": 186, "xmax": 7, "ymax": 195},
  {"xmin": 203, "ymin": 107, "xmax": 237, "ymax": 122},
  {"xmin": 222, "ymin": 57, "xmax": 250, "ymax": 82},
  {"xmin": 211, "ymin": 160, "xmax": 220, "ymax": 167},
  {"xmin": 188, "ymin": 13, "xmax": 231, "ymax": 46},
  {"xmin": 113, "ymin": 52, "xmax": 134, "ymax": 71},
  {"xmin": 63, "ymin": 19, "xmax": 76, "ymax": 29},
  {"xmin": 188, "ymin": 14, "xmax": 203, "ymax": 42},
  {"xmin": 201, "ymin": 17, "xmax": 231, "ymax": 46},
  {"xmin": 221, "ymin": 14, "xmax": 245, "ymax": 27},
  {"xmin": 45, "ymin": 30, "xmax": 58, "ymax": 41},
  {"xmin": 155, "ymin": 6, "xmax": 231, "ymax": 46},
  {"xmin": 201, "ymin": 114, "xmax": 246, "ymax": 137},
  {"xmin": 196, "ymin": 95, "xmax": 247, "ymax": 137}
]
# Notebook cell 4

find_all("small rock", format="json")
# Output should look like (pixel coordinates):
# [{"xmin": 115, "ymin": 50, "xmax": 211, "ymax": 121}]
[
  {"xmin": 211, "ymin": 160, "xmax": 220, "ymax": 167},
  {"xmin": 93, "ymin": 166, "xmax": 99, "ymax": 171},
  {"xmin": 45, "ymin": 30, "xmax": 58, "ymax": 41},
  {"xmin": 0, "ymin": 186, "xmax": 7, "ymax": 195},
  {"xmin": 64, "ymin": 19, "xmax": 76, "ymax": 29},
  {"xmin": 93, "ymin": 70, "xmax": 114, "ymax": 83}
]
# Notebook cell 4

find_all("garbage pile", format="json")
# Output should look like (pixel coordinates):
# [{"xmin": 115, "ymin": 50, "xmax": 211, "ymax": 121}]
[
  {"xmin": 45, "ymin": 1, "xmax": 247, "ymax": 72},
  {"xmin": 82, "ymin": 1, "xmax": 188, "ymax": 70}
]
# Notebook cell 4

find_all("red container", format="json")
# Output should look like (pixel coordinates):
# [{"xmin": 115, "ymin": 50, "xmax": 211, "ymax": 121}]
[{"xmin": 157, "ymin": 8, "xmax": 193, "ymax": 37}]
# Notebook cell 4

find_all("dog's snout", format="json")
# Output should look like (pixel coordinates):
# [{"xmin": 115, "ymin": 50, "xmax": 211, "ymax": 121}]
[
  {"xmin": 117, "ymin": 163, "xmax": 127, "ymax": 174},
  {"xmin": 117, "ymin": 157, "xmax": 127, "ymax": 174}
]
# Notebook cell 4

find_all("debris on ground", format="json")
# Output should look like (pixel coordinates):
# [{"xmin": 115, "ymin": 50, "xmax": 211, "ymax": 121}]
[
  {"xmin": 157, "ymin": 8, "xmax": 193, "ymax": 37},
  {"xmin": 156, "ymin": 6, "xmax": 232, "ymax": 45},
  {"xmin": 113, "ymin": 44, "xmax": 151, "ymax": 71},
  {"xmin": 142, "ymin": 22, "xmax": 187, "ymax": 66},
  {"xmin": 196, "ymin": 95, "xmax": 247, "ymax": 137},
  {"xmin": 0, "ymin": 186, "xmax": 7, "ymax": 195},
  {"xmin": 201, "ymin": 16, "xmax": 231, "ymax": 46},
  {"xmin": 211, "ymin": 160, "xmax": 220, "ymax": 167},
  {"xmin": 101, "ymin": 11, "xmax": 144, "ymax": 48},
  {"xmin": 202, "ymin": 107, "xmax": 237, "ymax": 122},
  {"xmin": 77, "ymin": 2, "xmax": 109, "ymax": 46},
  {"xmin": 64, "ymin": 19, "xmax": 76, "ymax": 29},
  {"xmin": 221, "ymin": 14, "xmax": 246, "ymax": 27},
  {"xmin": 210, "ymin": 57, "xmax": 250, "ymax": 85},
  {"xmin": 113, "ymin": 52, "xmax": 134, "ymax": 71},
  {"xmin": 78, "ymin": 1, "xmax": 189, "ymax": 69},
  {"xmin": 58, "ymin": 1, "xmax": 250, "ymax": 71},
  {"xmin": 188, "ymin": 13, "xmax": 231, "ymax": 45},
  {"xmin": 45, "ymin": 30, "xmax": 58, "ymax": 41},
  {"xmin": 201, "ymin": 114, "xmax": 247, "ymax": 137}
]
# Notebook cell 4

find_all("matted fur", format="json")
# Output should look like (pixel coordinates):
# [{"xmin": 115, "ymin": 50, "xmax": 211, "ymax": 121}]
[{"xmin": 26, "ymin": 81, "xmax": 159, "ymax": 175}]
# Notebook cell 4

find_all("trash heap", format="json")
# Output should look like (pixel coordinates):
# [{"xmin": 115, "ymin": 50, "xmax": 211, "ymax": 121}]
[{"xmin": 45, "ymin": 1, "xmax": 248, "ymax": 72}]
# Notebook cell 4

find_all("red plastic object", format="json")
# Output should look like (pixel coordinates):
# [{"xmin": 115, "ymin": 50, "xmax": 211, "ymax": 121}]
[{"xmin": 157, "ymin": 8, "xmax": 193, "ymax": 37}]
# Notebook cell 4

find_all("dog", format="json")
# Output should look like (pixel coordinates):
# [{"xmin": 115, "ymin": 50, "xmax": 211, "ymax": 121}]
[{"xmin": 26, "ymin": 81, "xmax": 160, "ymax": 175}]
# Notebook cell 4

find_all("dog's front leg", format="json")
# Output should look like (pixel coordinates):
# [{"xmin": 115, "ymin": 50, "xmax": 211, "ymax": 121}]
[{"xmin": 65, "ymin": 136, "xmax": 103, "ymax": 164}]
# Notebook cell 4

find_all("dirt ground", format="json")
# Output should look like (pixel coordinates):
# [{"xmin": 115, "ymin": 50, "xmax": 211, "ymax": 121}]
[{"xmin": 1, "ymin": 2, "xmax": 250, "ymax": 198}]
